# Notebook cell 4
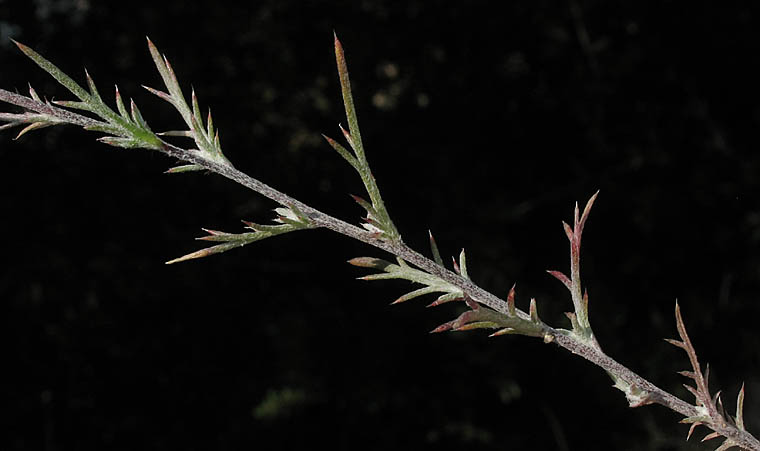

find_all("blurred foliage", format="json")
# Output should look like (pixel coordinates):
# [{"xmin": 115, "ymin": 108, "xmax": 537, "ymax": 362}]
[{"xmin": 2, "ymin": 1, "xmax": 760, "ymax": 450}]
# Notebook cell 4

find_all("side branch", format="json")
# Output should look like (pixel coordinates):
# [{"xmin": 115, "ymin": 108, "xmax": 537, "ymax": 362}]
[{"xmin": 159, "ymin": 140, "xmax": 760, "ymax": 451}]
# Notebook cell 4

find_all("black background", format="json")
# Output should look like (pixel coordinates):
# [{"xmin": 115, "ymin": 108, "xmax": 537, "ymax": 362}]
[{"xmin": 2, "ymin": 1, "xmax": 760, "ymax": 450}]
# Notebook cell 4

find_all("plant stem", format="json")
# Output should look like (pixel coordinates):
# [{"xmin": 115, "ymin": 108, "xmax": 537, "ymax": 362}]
[
  {"xmin": 3, "ymin": 72, "xmax": 757, "ymax": 451},
  {"xmin": 156, "ymin": 139, "xmax": 760, "ymax": 450}
]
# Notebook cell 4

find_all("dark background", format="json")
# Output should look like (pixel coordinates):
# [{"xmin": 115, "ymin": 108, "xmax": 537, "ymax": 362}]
[{"xmin": 2, "ymin": 1, "xmax": 760, "ymax": 450}]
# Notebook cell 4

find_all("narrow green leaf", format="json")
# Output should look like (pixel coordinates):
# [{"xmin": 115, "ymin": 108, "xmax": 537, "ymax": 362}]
[
  {"xmin": 84, "ymin": 123, "xmax": 124, "ymax": 135},
  {"xmin": 455, "ymin": 321, "xmax": 501, "ymax": 331},
  {"xmin": 165, "ymin": 241, "xmax": 243, "ymax": 264},
  {"xmin": 166, "ymin": 164, "xmax": 204, "ymax": 173},
  {"xmin": 52, "ymin": 100, "xmax": 92, "ymax": 112},
  {"xmin": 143, "ymin": 85, "xmax": 173, "ymax": 104},
  {"xmin": 391, "ymin": 286, "xmax": 438, "ymax": 305},
  {"xmin": 206, "ymin": 108, "xmax": 214, "ymax": 138},
  {"xmin": 428, "ymin": 231, "xmax": 443, "ymax": 266},
  {"xmin": 13, "ymin": 40, "xmax": 90, "ymax": 102},
  {"xmin": 489, "ymin": 328, "xmax": 516, "ymax": 337},
  {"xmin": 322, "ymin": 134, "xmax": 359, "ymax": 169},
  {"xmin": 98, "ymin": 136, "xmax": 142, "ymax": 148},
  {"xmin": 350, "ymin": 194, "xmax": 376, "ymax": 215},
  {"xmin": 28, "ymin": 84, "xmax": 41, "ymax": 102},
  {"xmin": 736, "ymin": 383, "xmax": 745, "ymax": 430},
  {"xmin": 459, "ymin": 248, "xmax": 468, "ymax": 279},
  {"xmin": 191, "ymin": 88, "xmax": 203, "ymax": 128},
  {"xmin": 530, "ymin": 298, "xmax": 540, "ymax": 323},
  {"xmin": 146, "ymin": 37, "xmax": 173, "ymax": 96},
  {"xmin": 130, "ymin": 99, "xmax": 150, "ymax": 130},
  {"xmin": 114, "ymin": 85, "xmax": 129, "ymax": 119},
  {"xmin": 334, "ymin": 33, "xmax": 362, "ymax": 153},
  {"xmin": 84, "ymin": 69, "xmax": 102, "ymax": 102},
  {"xmin": 426, "ymin": 291, "xmax": 463, "ymax": 307},
  {"xmin": 15, "ymin": 122, "xmax": 51, "ymax": 139},
  {"xmin": 159, "ymin": 130, "xmax": 194, "ymax": 137},
  {"xmin": 507, "ymin": 284, "xmax": 516, "ymax": 316}
]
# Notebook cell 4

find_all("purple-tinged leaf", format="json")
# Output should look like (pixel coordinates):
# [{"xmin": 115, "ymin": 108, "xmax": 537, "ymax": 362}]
[
  {"xmin": 143, "ymin": 85, "xmax": 173, "ymax": 104},
  {"xmin": 430, "ymin": 320, "xmax": 455, "ymax": 334},
  {"xmin": 683, "ymin": 384, "xmax": 701, "ymax": 400},
  {"xmin": 489, "ymin": 328, "xmax": 515, "ymax": 337},
  {"xmin": 582, "ymin": 289, "xmax": 589, "ymax": 315},
  {"xmin": 464, "ymin": 295, "xmax": 479, "ymax": 310},
  {"xmin": 426, "ymin": 292, "xmax": 463, "ymax": 307},
  {"xmin": 529, "ymin": 298, "xmax": 540, "ymax": 323},
  {"xmin": 338, "ymin": 123, "xmax": 355, "ymax": 149},
  {"xmin": 686, "ymin": 421, "xmax": 701, "ymax": 441},
  {"xmin": 348, "ymin": 257, "xmax": 391, "ymax": 270},
  {"xmin": 664, "ymin": 338, "xmax": 686, "ymax": 350},
  {"xmin": 451, "ymin": 255, "xmax": 460, "ymax": 275},
  {"xmin": 736, "ymin": 384, "xmax": 746, "ymax": 430},
  {"xmin": 702, "ymin": 431, "xmax": 721, "ymax": 442},
  {"xmin": 677, "ymin": 370, "xmax": 697, "ymax": 380},
  {"xmin": 334, "ymin": 33, "xmax": 362, "ymax": 146},
  {"xmin": 579, "ymin": 190, "xmax": 600, "ymax": 231},
  {"xmin": 507, "ymin": 284, "xmax": 516, "ymax": 316},
  {"xmin": 565, "ymin": 311, "xmax": 580, "ymax": 331},
  {"xmin": 350, "ymin": 194, "xmax": 375, "ymax": 213},
  {"xmin": 165, "ymin": 241, "xmax": 242, "ymax": 264},
  {"xmin": 547, "ymin": 270, "xmax": 571, "ymax": 290},
  {"xmin": 455, "ymin": 321, "xmax": 500, "ymax": 331},
  {"xmin": 562, "ymin": 221, "xmax": 573, "ymax": 242}
]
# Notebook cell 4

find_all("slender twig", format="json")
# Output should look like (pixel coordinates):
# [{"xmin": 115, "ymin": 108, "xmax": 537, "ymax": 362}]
[{"xmin": 1, "ymin": 38, "xmax": 758, "ymax": 450}]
